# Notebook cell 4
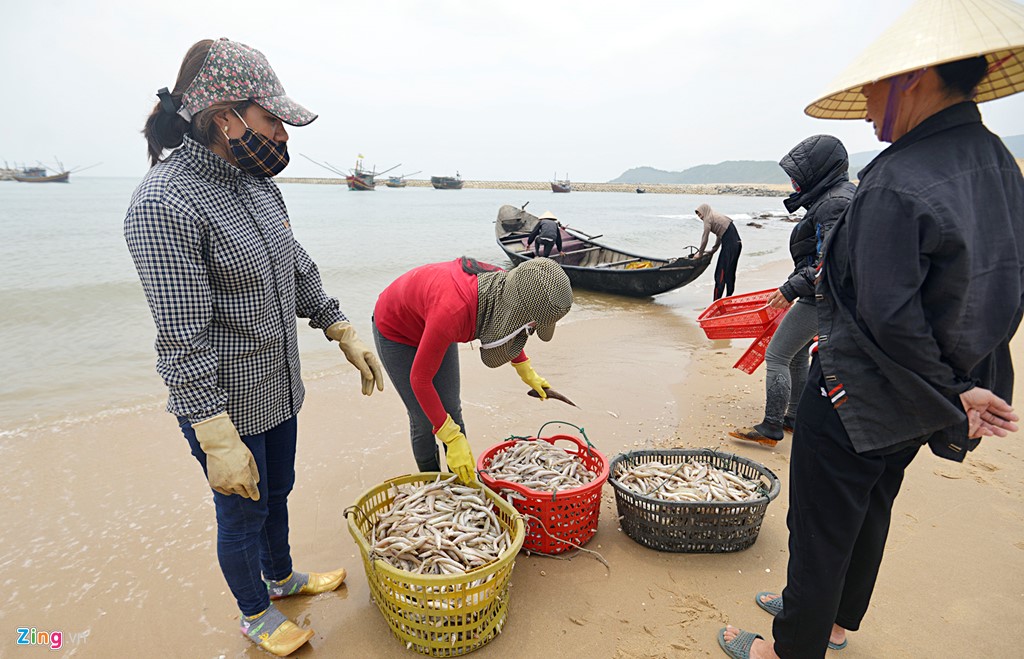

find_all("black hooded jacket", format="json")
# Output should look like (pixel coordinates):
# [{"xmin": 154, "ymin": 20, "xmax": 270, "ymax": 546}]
[
  {"xmin": 777, "ymin": 135, "xmax": 856, "ymax": 302},
  {"xmin": 816, "ymin": 102, "xmax": 1024, "ymax": 459}
]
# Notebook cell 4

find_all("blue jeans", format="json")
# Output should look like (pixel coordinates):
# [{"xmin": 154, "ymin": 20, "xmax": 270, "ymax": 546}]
[
  {"xmin": 179, "ymin": 415, "xmax": 297, "ymax": 616},
  {"xmin": 372, "ymin": 319, "xmax": 466, "ymax": 472}
]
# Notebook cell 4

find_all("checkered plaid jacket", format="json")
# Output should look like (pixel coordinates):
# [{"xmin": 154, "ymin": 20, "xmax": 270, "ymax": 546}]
[{"xmin": 124, "ymin": 135, "xmax": 346, "ymax": 435}]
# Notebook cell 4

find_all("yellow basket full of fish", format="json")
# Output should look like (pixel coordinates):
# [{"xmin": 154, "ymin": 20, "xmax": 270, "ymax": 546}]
[
  {"xmin": 608, "ymin": 449, "xmax": 781, "ymax": 553},
  {"xmin": 345, "ymin": 473, "xmax": 526, "ymax": 656}
]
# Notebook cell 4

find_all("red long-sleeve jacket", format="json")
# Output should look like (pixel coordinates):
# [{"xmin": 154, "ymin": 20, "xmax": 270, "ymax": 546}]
[{"xmin": 374, "ymin": 259, "xmax": 527, "ymax": 431}]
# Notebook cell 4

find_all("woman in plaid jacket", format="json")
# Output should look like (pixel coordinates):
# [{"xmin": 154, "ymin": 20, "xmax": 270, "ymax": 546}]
[{"xmin": 125, "ymin": 38, "xmax": 382, "ymax": 657}]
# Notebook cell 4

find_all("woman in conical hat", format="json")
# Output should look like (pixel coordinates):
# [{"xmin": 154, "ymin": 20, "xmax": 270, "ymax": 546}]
[
  {"xmin": 720, "ymin": 1, "xmax": 1024, "ymax": 658},
  {"xmin": 373, "ymin": 257, "xmax": 573, "ymax": 484}
]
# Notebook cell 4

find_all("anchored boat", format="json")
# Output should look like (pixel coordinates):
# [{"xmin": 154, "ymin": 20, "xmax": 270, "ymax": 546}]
[{"xmin": 494, "ymin": 204, "xmax": 711, "ymax": 298}]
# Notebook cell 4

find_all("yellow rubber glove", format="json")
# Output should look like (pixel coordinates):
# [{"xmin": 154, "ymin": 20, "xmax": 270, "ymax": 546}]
[
  {"xmin": 326, "ymin": 321, "xmax": 385, "ymax": 396},
  {"xmin": 512, "ymin": 359, "xmax": 550, "ymax": 399},
  {"xmin": 435, "ymin": 414, "xmax": 477, "ymax": 485},
  {"xmin": 192, "ymin": 412, "xmax": 261, "ymax": 500}
]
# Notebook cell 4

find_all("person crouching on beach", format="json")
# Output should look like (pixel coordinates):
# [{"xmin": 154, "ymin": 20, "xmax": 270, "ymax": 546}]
[
  {"xmin": 124, "ymin": 38, "xmax": 384, "ymax": 657},
  {"xmin": 694, "ymin": 203, "xmax": 742, "ymax": 300},
  {"xmin": 527, "ymin": 211, "xmax": 564, "ymax": 258},
  {"xmin": 729, "ymin": 135, "xmax": 855, "ymax": 447},
  {"xmin": 372, "ymin": 257, "xmax": 573, "ymax": 483},
  {"xmin": 719, "ymin": 0, "xmax": 1024, "ymax": 657}
]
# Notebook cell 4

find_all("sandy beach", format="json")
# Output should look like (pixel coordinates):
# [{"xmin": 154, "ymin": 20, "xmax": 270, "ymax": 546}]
[{"xmin": 3, "ymin": 259, "xmax": 1022, "ymax": 659}]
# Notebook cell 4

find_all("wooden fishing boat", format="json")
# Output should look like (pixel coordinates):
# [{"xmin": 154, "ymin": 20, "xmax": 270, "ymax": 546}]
[
  {"xmin": 345, "ymin": 155, "xmax": 400, "ymax": 191},
  {"xmin": 551, "ymin": 172, "xmax": 571, "ymax": 193},
  {"xmin": 301, "ymin": 154, "xmax": 400, "ymax": 190},
  {"xmin": 13, "ymin": 166, "xmax": 70, "ymax": 183},
  {"xmin": 494, "ymin": 204, "xmax": 712, "ymax": 298},
  {"xmin": 384, "ymin": 170, "xmax": 421, "ymax": 188},
  {"xmin": 431, "ymin": 173, "xmax": 464, "ymax": 189}
]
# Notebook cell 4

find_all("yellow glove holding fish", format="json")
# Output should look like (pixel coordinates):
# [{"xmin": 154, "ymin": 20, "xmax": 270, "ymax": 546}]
[
  {"xmin": 435, "ymin": 414, "xmax": 477, "ymax": 485},
  {"xmin": 326, "ymin": 321, "xmax": 385, "ymax": 396},
  {"xmin": 513, "ymin": 359, "xmax": 550, "ymax": 399},
  {"xmin": 192, "ymin": 412, "xmax": 261, "ymax": 500}
]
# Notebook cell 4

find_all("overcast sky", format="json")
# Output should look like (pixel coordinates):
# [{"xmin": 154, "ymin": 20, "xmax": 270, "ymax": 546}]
[{"xmin": 3, "ymin": 0, "xmax": 1022, "ymax": 181}]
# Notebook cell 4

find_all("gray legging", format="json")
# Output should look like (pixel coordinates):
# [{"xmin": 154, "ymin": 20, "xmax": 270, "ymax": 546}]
[
  {"xmin": 763, "ymin": 298, "xmax": 818, "ymax": 428},
  {"xmin": 372, "ymin": 320, "xmax": 467, "ymax": 473}
]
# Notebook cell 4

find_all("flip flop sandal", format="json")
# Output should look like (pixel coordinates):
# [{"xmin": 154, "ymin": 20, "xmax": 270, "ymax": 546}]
[
  {"xmin": 728, "ymin": 428, "xmax": 780, "ymax": 447},
  {"xmin": 755, "ymin": 591, "xmax": 783, "ymax": 616},
  {"xmin": 717, "ymin": 627, "xmax": 763, "ymax": 659},
  {"xmin": 754, "ymin": 593, "xmax": 847, "ymax": 651}
]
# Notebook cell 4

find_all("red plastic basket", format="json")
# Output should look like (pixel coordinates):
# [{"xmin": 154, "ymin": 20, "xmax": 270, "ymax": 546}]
[
  {"xmin": 733, "ymin": 312, "xmax": 787, "ymax": 374},
  {"xmin": 697, "ymin": 289, "xmax": 787, "ymax": 339},
  {"xmin": 477, "ymin": 425, "xmax": 608, "ymax": 555}
]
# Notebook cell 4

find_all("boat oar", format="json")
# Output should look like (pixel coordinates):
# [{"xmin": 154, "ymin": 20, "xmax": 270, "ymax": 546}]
[{"xmin": 527, "ymin": 387, "xmax": 578, "ymax": 408}]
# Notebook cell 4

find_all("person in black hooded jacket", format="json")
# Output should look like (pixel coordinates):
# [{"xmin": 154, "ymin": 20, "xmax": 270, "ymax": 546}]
[{"xmin": 730, "ymin": 135, "xmax": 855, "ymax": 446}]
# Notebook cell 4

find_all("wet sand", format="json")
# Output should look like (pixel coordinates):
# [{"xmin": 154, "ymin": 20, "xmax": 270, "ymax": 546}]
[{"xmin": 3, "ymin": 262, "xmax": 1022, "ymax": 658}]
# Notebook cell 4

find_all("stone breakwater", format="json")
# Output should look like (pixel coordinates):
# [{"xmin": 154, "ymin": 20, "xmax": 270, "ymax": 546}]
[{"xmin": 274, "ymin": 177, "xmax": 792, "ymax": 197}]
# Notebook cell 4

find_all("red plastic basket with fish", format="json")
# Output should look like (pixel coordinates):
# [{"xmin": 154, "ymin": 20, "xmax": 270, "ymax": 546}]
[
  {"xmin": 477, "ymin": 422, "xmax": 608, "ymax": 555},
  {"xmin": 697, "ymin": 289, "xmax": 787, "ymax": 339}
]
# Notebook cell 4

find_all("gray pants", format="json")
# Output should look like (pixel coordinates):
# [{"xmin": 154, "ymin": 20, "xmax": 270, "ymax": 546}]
[
  {"xmin": 372, "ymin": 320, "xmax": 466, "ymax": 473},
  {"xmin": 762, "ymin": 298, "xmax": 817, "ymax": 428}
]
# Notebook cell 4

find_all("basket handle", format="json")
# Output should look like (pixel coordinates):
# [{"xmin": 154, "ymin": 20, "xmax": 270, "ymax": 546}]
[
  {"xmin": 343, "ymin": 504, "xmax": 373, "ymax": 529},
  {"xmin": 536, "ymin": 420, "xmax": 596, "ymax": 455},
  {"xmin": 479, "ymin": 472, "xmax": 566, "ymax": 501}
]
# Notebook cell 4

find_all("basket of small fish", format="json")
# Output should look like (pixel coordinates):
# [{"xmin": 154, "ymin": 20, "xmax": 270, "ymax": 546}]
[
  {"xmin": 608, "ymin": 448, "xmax": 780, "ymax": 553},
  {"xmin": 345, "ymin": 473, "xmax": 526, "ymax": 656},
  {"xmin": 477, "ymin": 422, "xmax": 609, "ymax": 555}
]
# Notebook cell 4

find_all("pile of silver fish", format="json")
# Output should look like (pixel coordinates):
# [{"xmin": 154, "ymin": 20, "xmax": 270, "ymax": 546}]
[
  {"xmin": 371, "ymin": 475, "xmax": 512, "ymax": 575},
  {"xmin": 483, "ymin": 440, "xmax": 597, "ymax": 493},
  {"xmin": 614, "ymin": 458, "xmax": 762, "ymax": 503}
]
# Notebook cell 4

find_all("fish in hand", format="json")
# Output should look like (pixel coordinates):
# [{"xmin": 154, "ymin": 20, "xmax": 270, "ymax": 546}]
[{"xmin": 527, "ymin": 387, "xmax": 577, "ymax": 407}]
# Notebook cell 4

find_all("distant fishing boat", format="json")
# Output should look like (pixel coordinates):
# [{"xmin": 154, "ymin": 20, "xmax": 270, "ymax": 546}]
[
  {"xmin": 0, "ymin": 161, "xmax": 20, "ymax": 181},
  {"xmin": 636, "ymin": 185, "xmax": 646, "ymax": 194},
  {"xmin": 384, "ymin": 170, "xmax": 422, "ymax": 188},
  {"xmin": 346, "ymin": 155, "xmax": 402, "ymax": 191},
  {"xmin": 431, "ymin": 172, "xmax": 464, "ymax": 190},
  {"xmin": 300, "ymin": 153, "xmax": 400, "ymax": 190},
  {"xmin": 551, "ymin": 172, "xmax": 571, "ymax": 193},
  {"xmin": 11, "ymin": 157, "xmax": 95, "ymax": 183}
]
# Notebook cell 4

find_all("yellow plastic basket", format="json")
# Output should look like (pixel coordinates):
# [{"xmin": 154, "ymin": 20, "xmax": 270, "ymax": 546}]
[{"xmin": 345, "ymin": 473, "xmax": 526, "ymax": 656}]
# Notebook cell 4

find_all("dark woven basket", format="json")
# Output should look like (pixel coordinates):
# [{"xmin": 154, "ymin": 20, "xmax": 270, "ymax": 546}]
[{"xmin": 608, "ymin": 448, "xmax": 781, "ymax": 553}]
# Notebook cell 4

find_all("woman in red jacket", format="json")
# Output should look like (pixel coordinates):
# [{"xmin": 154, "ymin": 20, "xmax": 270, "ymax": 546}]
[{"xmin": 373, "ymin": 257, "xmax": 573, "ymax": 483}]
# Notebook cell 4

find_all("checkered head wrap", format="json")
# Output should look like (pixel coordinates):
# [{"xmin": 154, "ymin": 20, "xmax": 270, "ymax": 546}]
[
  {"xmin": 476, "ymin": 258, "xmax": 573, "ymax": 368},
  {"xmin": 178, "ymin": 38, "xmax": 316, "ymax": 126}
]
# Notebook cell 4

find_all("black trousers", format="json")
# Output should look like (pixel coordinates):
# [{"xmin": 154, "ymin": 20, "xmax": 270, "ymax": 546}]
[
  {"xmin": 773, "ymin": 356, "xmax": 919, "ymax": 658},
  {"xmin": 535, "ymin": 238, "xmax": 555, "ymax": 258},
  {"xmin": 713, "ymin": 223, "xmax": 742, "ymax": 300}
]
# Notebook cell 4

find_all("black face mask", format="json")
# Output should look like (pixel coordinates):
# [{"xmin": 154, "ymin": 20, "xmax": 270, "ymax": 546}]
[{"xmin": 227, "ymin": 111, "xmax": 289, "ymax": 178}]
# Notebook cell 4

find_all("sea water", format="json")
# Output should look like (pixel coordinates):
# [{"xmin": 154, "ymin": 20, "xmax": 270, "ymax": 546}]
[{"xmin": 0, "ymin": 177, "xmax": 796, "ymax": 434}]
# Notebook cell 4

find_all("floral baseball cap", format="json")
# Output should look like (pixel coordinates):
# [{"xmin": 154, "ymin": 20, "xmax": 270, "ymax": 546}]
[{"xmin": 177, "ymin": 38, "xmax": 316, "ymax": 126}]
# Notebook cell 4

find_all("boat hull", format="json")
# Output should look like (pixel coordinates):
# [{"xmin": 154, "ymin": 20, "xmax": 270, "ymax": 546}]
[
  {"xmin": 431, "ymin": 176, "xmax": 463, "ymax": 189},
  {"xmin": 13, "ymin": 171, "xmax": 69, "ymax": 183},
  {"xmin": 346, "ymin": 175, "xmax": 375, "ymax": 190},
  {"xmin": 551, "ymin": 182, "xmax": 571, "ymax": 193},
  {"xmin": 495, "ymin": 204, "xmax": 711, "ymax": 298}
]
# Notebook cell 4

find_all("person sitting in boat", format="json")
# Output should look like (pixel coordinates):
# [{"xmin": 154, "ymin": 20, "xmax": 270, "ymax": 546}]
[
  {"xmin": 372, "ymin": 257, "xmax": 573, "ymax": 484},
  {"xmin": 526, "ymin": 211, "xmax": 564, "ymax": 258}
]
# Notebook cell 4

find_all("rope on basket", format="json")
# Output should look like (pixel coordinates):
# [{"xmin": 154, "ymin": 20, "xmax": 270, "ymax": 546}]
[{"xmin": 520, "ymin": 512, "xmax": 610, "ymax": 572}]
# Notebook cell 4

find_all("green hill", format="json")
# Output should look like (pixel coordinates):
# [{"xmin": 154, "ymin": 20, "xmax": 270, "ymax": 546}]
[{"xmin": 612, "ymin": 133, "xmax": 1023, "ymax": 184}]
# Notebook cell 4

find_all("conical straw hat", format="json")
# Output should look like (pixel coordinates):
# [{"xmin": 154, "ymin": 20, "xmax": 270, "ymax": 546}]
[{"xmin": 806, "ymin": 0, "xmax": 1024, "ymax": 119}]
